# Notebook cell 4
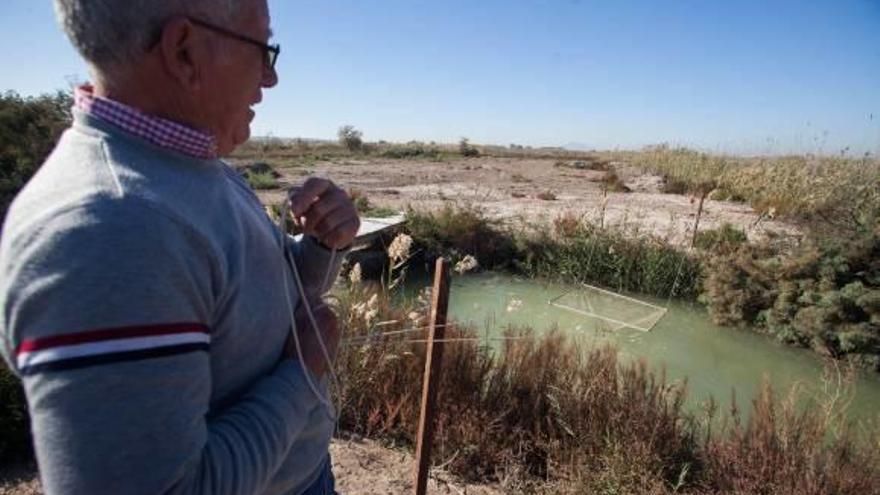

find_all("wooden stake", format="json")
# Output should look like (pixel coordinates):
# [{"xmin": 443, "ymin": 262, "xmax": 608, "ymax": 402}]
[
  {"xmin": 691, "ymin": 189, "xmax": 709, "ymax": 248},
  {"xmin": 414, "ymin": 257, "xmax": 451, "ymax": 495}
]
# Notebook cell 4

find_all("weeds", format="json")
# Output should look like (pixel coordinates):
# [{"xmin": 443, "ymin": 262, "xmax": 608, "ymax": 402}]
[
  {"xmin": 348, "ymin": 188, "xmax": 399, "ymax": 218},
  {"xmin": 693, "ymin": 223, "xmax": 748, "ymax": 252},
  {"xmin": 622, "ymin": 145, "xmax": 880, "ymax": 236},
  {"xmin": 335, "ymin": 281, "xmax": 880, "ymax": 493},
  {"xmin": 405, "ymin": 205, "xmax": 519, "ymax": 271}
]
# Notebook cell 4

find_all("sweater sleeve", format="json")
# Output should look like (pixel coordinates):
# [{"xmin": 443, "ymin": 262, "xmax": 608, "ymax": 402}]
[
  {"xmin": 0, "ymin": 199, "xmax": 321, "ymax": 495},
  {"xmin": 286, "ymin": 235, "xmax": 347, "ymax": 301}
]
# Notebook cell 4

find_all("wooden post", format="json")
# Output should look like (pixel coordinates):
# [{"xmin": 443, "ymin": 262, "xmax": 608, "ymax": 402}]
[
  {"xmin": 690, "ymin": 189, "xmax": 709, "ymax": 248},
  {"xmin": 414, "ymin": 257, "xmax": 451, "ymax": 495}
]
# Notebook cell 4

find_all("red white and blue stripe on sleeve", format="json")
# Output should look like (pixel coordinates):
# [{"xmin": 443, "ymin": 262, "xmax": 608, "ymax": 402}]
[{"xmin": 15, "ymin": 323, "xmax": 210, "ymax": 376}]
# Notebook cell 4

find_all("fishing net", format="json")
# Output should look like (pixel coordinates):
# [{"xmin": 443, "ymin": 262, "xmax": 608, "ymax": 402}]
[{"xmin": 549, "ymin": 284, "xmax": 667, "ymax": 332}]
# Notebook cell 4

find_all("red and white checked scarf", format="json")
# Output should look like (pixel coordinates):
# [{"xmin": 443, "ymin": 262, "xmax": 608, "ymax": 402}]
[{"xmin": 74, "ymin": 85, "xmax": 218, "ymax": 159}]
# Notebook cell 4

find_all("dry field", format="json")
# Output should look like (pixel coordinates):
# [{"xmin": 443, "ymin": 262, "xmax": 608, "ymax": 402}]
[{"xmin": 245, "ymin": 154, "xmax": 800, "ymax": 247}]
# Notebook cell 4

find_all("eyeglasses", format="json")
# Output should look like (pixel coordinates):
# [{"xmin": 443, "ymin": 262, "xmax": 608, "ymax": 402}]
[{"xmin": 189, "ymin": 17, "xmax": 280, "ymax": 69}]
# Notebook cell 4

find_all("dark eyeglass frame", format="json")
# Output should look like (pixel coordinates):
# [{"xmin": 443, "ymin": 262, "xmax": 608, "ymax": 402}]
[{"xmin": 188, "ymin": 17, "xmax": 280, "ymax": 69}]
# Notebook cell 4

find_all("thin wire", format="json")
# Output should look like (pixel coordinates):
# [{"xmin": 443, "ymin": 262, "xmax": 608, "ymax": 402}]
[{"xmin": 340, "ymin": 335, "xmax": 533, "ymax": 347}]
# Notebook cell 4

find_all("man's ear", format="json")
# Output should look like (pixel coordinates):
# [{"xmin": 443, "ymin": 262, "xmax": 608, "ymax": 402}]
[{"xmin": 157, "ymin": 17, "xmax": 204, "ymax": 92}]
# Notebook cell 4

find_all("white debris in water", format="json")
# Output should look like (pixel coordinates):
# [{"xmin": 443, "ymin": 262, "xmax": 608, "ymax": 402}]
[
  {"xmin": 506, "ymin": 298, "xmax": 523, "ymax": 313},
  {"xmin": 454, "ymin": 255, "xmax": 479, "ymax": 274}
]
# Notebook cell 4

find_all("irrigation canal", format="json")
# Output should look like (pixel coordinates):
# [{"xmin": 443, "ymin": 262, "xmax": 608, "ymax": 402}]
[{"xmin": 411, "ymin": 271, "xmax": 880, "ymax": 424}]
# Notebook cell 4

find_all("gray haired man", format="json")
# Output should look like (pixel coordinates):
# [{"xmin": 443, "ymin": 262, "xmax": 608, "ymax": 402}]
[{"xmin": 0, "ymin": 0, "xmax": 359, "ymax": 493}]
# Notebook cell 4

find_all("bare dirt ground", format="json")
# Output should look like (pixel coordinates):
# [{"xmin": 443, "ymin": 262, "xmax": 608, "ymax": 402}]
[
  {"xmin": 0, "ymin": 439, "xmax": 501, "ymax": 495},
  {"xmin": 252, "ymin": 156, "xmax": 799, "ymax": 246}
]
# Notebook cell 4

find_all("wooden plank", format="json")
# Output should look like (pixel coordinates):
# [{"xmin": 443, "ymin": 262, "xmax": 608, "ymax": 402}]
[{"xmin": 413, "ymin": 257, "xmax": 451, "ymax": 495}]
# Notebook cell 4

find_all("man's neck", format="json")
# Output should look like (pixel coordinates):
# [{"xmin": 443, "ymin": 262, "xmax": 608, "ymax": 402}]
[{"xmin": 92, "ymin": 66, "xmax": 204, "ymax": 134}]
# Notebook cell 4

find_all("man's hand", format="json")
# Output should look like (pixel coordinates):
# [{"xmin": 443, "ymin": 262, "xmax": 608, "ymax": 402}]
[
  {"xmin": 289, "ymin": 178, "xmax": 360, "ymax": 250},
  {"xmin": 282, "ymin": 301, "xmax": 340, "ymax": 378}
]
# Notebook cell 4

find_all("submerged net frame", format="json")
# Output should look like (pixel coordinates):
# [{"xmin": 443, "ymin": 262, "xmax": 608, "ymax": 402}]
[{"xmin": 549, "ymin": 283, "xmax": 668, "ymax": 332}]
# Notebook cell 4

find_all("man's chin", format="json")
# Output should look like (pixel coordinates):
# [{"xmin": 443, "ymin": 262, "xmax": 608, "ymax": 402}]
[{"xmin": 224, "ymin": 127, "xmax": 251, "ymax": 155}]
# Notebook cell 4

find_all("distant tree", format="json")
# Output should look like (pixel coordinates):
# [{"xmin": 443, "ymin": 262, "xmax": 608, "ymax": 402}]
[
  {"xmin": 0, "ymin": 90, "xmax": 73, "ymax": 225},
  {"xmin": 459, "ymin": 137, "xmax": 479, "ymax": 157},
  {"xmin": 337, "ymin": 125, "xmax": 363, "ymax": 152}
]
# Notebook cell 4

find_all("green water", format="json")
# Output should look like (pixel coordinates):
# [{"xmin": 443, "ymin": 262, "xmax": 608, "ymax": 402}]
[{"xmin": 433, "ymin": 272, "xmax": 880, "ymax": 424}]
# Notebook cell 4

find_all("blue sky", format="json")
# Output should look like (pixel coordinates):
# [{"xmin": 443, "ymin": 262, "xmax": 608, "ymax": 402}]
[{"xmin": 2, "ymin": 0, "xmax": 879, "ymax": 155}]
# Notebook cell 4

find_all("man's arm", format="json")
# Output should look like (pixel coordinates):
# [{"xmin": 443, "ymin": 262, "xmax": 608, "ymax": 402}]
[{"xmin": 0, "ymin": 199, "xmax": 321, "ymax": 495}]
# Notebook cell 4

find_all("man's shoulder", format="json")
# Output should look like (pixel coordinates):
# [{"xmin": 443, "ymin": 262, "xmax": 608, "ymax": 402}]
[{"xmin": 4, "ymin": 123, "xmax": 235, "ymax": 243}]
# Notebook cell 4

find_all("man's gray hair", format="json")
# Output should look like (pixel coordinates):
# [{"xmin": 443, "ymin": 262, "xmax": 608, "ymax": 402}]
[{"xmin": 53, "ymin": 0, "xmax": 244, "ymax": 74}]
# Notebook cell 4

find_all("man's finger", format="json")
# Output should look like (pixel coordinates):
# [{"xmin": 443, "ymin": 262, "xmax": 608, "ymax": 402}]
[
  {"xmin": 320, "ymin": 218, "xmax": 361, "ymax": 250},
  {"xmin": 289, "ymin": 178, "xmax": 335, "ymax": 217},
  {"xmin": 309, "ymin": 209, "xmax": 359, "ymax": 248},
  {"xmin": 300, "ymin": 189, "xmax": 351, "ymax": 231}
]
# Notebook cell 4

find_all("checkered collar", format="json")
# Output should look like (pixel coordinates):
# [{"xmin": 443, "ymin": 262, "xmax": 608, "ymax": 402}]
[{"xmin": 74, "ymin": 85, "xmax": 218, "ymax": 159}]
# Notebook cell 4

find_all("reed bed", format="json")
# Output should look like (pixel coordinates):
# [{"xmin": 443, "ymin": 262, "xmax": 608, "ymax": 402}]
[{"xmin": 618, "ymin": 146, "xmax": 880, "ymax": 235}]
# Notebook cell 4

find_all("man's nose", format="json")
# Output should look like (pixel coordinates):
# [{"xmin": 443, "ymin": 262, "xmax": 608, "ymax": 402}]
[{"xmin": 262, "ymin": 64, "xmax": 278, "ymax": 88}]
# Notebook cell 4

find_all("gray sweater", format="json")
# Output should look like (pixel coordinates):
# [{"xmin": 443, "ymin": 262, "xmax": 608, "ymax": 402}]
[{"xmin": 0, "ymin": 110, "xmax": 343, "ymax": 494}]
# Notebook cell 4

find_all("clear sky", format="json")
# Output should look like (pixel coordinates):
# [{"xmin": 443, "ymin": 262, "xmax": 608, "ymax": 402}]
[{"xmin": 1, "ymin": 0, "xmax": 879, "ymax": 155}]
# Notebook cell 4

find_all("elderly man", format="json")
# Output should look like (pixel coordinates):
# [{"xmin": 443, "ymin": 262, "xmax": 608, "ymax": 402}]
[{"xmin": 0, "ymin": 0, "xmax": 358, "ymax": 494}]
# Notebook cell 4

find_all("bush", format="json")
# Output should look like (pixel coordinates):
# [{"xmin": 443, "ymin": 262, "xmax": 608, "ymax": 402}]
[
  {"xmin": 405, "ymin": 205, "xmax": 518, "ymax": 270},
  {"xmin": 459, "ymin": 137, "xmax": 479, "ymax": 158},
  {"xmin": 245, "ymin": 170, "xmax": 279, "ymax": 190},
  {"xmin": 701, "ymin": 229, "xmax": 880, "ymax": 368},
  {"xmin": 348, "ymin": 188, "xmax": 398, "ymax": 218},
  {"xmin": 379, "ymin": 143, "xmax": 440, "ymax": 160},
  {"xmin": 601, "ymin": 170, "xmax": 631, "ymax": 193},
  {"xmin": 694, "ymin": 223, "xmax": 748, "ymax": 252},
  {"xmin": 0, "ymin": 363, "xmax": 31, "ymax": 463},
  {"xmin": 0, "ymin": 91, "xmax": 73, "ymax": 224},
  {"xmin": 337, "ymin": 125, "xmax": 363, "ymax": 152}
]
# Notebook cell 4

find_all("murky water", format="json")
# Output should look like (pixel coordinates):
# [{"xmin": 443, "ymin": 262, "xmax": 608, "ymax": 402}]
[{"xmin": 416, "ymin": 271, "xmax": 880, "ymax": 423}]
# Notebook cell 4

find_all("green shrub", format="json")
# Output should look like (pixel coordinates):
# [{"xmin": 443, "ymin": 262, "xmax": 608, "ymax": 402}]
[
  {"xmin": 0, "ymin": 362, "xmax": 31, "ymax": 462},
  {"xmin": 0, "ymin": 90, "xmax": 73, "ymax": 224},
  {"xmin": 245, "ymin": 170, "xmax": 279, "ymax": 190},
  {"xmin": 337, "ymin": 125, "xmax": 363, "ymax": 152},
  {"xmin": 405, "ymin": 205, "xmax": 518, "ymax": 270},
  {"xmin": 458, "ymin": 137, "xmax": 479, "ymax": 158},
  {"xmin": 701, "ymin": 228, "xmax": 880, "ymax": 368},
  {"xmin": 379, "ymin": 143, "xmax": 440, "ymax": 160},
  {"xmin": 694, "ymin": 223, "xmax": 748, "ymax": 252}
]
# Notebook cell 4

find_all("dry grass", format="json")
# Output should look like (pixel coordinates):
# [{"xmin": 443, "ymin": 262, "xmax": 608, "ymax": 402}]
[
  {"xmin": 618, "ymin": 146, "xmax": 880, "ymax": 235},
  {"xmin": 334, "ymin": 281, "xmax": 880, "ymax": 493}
]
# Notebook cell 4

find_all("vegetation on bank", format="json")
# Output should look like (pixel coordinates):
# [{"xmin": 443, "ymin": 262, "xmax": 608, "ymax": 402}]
[
  {"xmin": 609, "ymin": 146, "xmax": 879, "ymax": 370},
  {"xmin": 405, "ymin": 205, "xmax": 704, "ymax": 300},
  {"xmin": 702, "ymin": 227, "xmax": 880, "ymax": 370},
  {"xmin": 404, "ymin": 203, "xmax": 880, "ymax": 369},
  {"xmin": 337, "ymin": 265, "xmax": 880, "ymax": 493}
]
